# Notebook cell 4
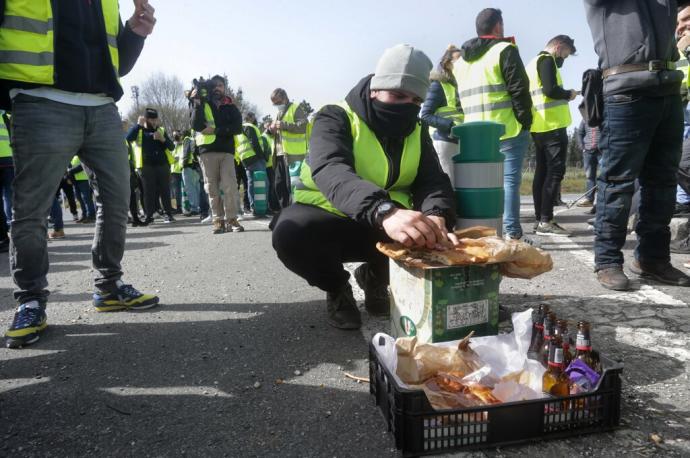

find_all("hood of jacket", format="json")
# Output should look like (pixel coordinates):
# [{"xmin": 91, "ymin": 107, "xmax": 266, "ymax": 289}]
[
  {"xmin": 430, "ymin": 66, "xmax": 456, "ymax": 85},
  {"xmin": 461, "ymin": 37, "xmax": 513, "ymax": 62}
]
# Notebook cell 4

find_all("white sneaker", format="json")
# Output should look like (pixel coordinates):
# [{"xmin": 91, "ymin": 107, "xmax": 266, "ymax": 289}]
[{"xmin": 200, "ymin": 215, "xmax": 212, "ymax": 224}]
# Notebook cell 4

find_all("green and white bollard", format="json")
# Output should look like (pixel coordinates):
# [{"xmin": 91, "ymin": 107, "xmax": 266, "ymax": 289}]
[
  {"xmin": 451, "ymin": 121, "xmax": 505, "ymax": 236},
  {"xmin": 252, "ymin": 170, "xmax": 268, "ymax": 216},
  {"xmin": 289, "ymin": 160, "xmax": 303, "ymax": 198}
]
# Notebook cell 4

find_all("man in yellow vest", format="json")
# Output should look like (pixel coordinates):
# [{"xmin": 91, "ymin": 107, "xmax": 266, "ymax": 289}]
[
  {"xmin": 454, "ymin": 8, "xmax": 533, "ymax": 241},
  {"xmin": 0, "ymin": 110, "xmax": 12, "ymax": 251},
  {"xmin": 267, "ymin": 89, "xmax": 309, "ymax": 209},
  {"xmin": 272, "ymin": 45, "xmax": 458, "ymax": 330},
  {"xmin": 235, "ymin": 112, "xmax": 268, "ymax": 216},
  {"xmin": 1, "ymin": 0, "xmax": 160, "ymax": 349},
  {"xmin": 170, "ymin": 130, "xmax": 185, "ymax": 214},
  {"xmin": 262, "ymin": 118, "xmax": 281, "ymax": 213},
  {"xmin": 526, "ymin": 35, "xmax": 578, "ymax": 236}
]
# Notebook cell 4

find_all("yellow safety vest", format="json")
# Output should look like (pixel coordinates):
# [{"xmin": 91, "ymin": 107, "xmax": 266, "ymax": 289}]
[
  {"xmin": 170, "ymin": 143, "xmax": 184, "ymax": 174},
  {"xmin": 234, "ymin": 123, "xmax": 264, "ymax": 165},
  {"xmin": 70, "ymin": 156, "xmax": 88, "ymax": 181},
  {"xmin": 295, "ymin": 102, "xmax": 421, "ymax": 217},
  {"xmin": 133, "ymin": 127, "xmax": 174, "ymax": 169},
  {"xmin": 455, "ymin": 41, "xmax": 522, "ymax": 140},
  {"xmin": 677, "ymin": 58, "xmax": 689, "ymax": 99},
  {"xmin": 279, "ymin": 102, "xmax": 307, "ymax": 162},
  {"xmin": 0, "ymin": 0, "xmax": 120, "ymax": 87},
  {"xmin": 526, "ymin": 53, "xmax": 572, "ymax": 133},
  {"xmin": 0, "ymin": 116, "xmax": 11, "ymax": 158},
  {"xmin": 262, "ymin": 133, "xmax": 274, "ymax": 168},
  {"xmin": 195, "ymin": 103, "xmax": 217, "ymax": 146},
  {"xmin": 430, "ymin": 80, "xmax": 464, "ymax": 137}
]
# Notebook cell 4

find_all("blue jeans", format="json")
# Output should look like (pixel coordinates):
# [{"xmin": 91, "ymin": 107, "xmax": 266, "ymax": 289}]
[
  {"xmin": 582, "ymin": 148, "xmax": 601, "ymax": 202},
  {"xmin": 49, "ymin": 196, "xmax": 63, "ymax": 231},
  {"xmin": 244, "ymin": 160, "xmax": 267, "ymax": 211},
  {"xmin": 594, "ymin": 93, "xmax": 683, "ymax": 270},
  {"xmin": 74, "ymin": 179, "xmax": 96, "ymax": 218},
  {"xmin": 500, "ymin": 130, "xmax": 529, "ymax": 237},
  {"xmin": 0, "ymin": 166, "xmax": 14, "ymax": 222},
  {"xmin": 182, "ymin": 167, "xmax": 201, "ymax": 212},
  {"xmin": 10, "ymin": 94, "xmax": 130, "ymax": 302}
]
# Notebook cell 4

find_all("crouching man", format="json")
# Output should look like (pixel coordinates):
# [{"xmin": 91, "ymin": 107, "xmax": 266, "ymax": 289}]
[{"xmin": 272, "ymin": 44, "xmax": 458, "ymax": 330}]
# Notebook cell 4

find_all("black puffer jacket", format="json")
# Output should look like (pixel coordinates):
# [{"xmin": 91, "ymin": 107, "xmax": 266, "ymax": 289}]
[
  {"xmin": 307, "ymin": 75, "xmax": 456, "ymax": 230},
  {"xmin": 459, "ymin": 37, "xmax": 532, "ymax": 132}
]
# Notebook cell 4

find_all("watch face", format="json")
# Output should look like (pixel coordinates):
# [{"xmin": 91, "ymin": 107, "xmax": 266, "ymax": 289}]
[{"xmin": 380, "ymin": 202, "xmax": 394, "ymax": 213}]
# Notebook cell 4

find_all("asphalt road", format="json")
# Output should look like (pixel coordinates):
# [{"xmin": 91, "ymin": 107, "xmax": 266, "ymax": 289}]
[{"xmin": 0, "ymin": 197, "xmax": 689, "ymax": 457}]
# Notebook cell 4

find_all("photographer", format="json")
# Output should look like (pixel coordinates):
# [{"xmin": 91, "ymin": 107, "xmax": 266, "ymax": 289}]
[
  {"xmin": 191, "ymin": 75, "xmax": 244, "ymax": 234},
  {"xmin": 127, "ymin": 108, "xmax": 176, "ymax": 224}
]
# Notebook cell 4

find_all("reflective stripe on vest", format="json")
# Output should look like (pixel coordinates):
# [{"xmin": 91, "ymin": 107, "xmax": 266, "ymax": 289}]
[
  {"xmin": 234, "ymin": 123, "xmax": 263, "ymax": 164},
  {"xmin": 70, "ymin": 156, "xmax": 88, "ymax": 181},
  {"xmin": 454, "ymin": 41, "xmax": 522, "ymax": 140},
  {"xmin": 134, "ymin": 127, "xmax": 173, "ymax": 168},
  {"xmin": 195, "ymin": 103, "xmax": 217, "ymax": 146},
  {"xmin": 526, "ymin": 53, "xmax": 572, "ymax": 133},
  {"xmin": 0, "ymin": 119, "xmax": 11, "ymax": 158},
  {"xmin": 294, "ymin": 101, "xmax": 421, "ymax": 216},
  {"xmin": 280, "ymin": 102, "xmax": 307, "ymax": 161},
  {"xmin": 0, "ymin": 0, "xmax": 120, "ymax": 87}
]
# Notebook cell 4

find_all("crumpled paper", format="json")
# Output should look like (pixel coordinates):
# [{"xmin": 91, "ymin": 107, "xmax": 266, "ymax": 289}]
[{"xmin": 373, "ymin": 308, "xmax": 547, "ymax": 404}]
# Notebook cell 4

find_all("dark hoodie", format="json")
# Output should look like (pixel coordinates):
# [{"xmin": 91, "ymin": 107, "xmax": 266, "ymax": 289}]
[
  {"xmin": 460, "ymin": 37, "xmax": 532, "ymax": 131},
  {"xmin": 307, "ymin": 75, "xmax": 456, "ymax": 230},
  {"xmin": 420, "ymin": 66, "xmax": 463, "ymax": 142}
]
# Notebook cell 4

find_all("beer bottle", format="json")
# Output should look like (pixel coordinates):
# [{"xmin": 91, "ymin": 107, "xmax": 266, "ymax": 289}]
[
  {"xmin": 554, "ymin": 319, "xmax": 573, "ymax": 368},
  {"xmin": 527, "ymin": 304, "xmax": 549, "ymax": 359},
  {"xmin": 575, "ymin": 321, "xmax": 597, "ymax": 371},
  {"xmin": 540, "ymin": 312, "xmax": 556, "ymax": 366},
  {"xmin": 542, "ymin": 334, "xmax": 570, "ymax": 396}
]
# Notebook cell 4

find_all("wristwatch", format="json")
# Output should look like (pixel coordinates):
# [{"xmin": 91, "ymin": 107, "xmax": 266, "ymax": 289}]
[{"xmin": 374, "ymin": 201, "xmax": 397, "ymax": 228}]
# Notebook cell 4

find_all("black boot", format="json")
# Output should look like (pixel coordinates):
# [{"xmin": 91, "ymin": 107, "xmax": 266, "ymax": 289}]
[
  {"xmin": 354, "ymin": 264, "xmax": 390, "ymax": 317},
  {"xmin": 629, "ymin": 259, "xmax": 690, "ymax": 287},
  {"xmin": 326, "ymin": 283, "xmax": 361, "ymax": 330}
]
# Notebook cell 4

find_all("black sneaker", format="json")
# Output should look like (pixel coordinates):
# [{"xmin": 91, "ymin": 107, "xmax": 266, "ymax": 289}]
[
  {"xmin": 353, "ymin": 264, "xmax": 389, "ymax": 317},
  {"xmin": 326, "ymin": 283, "xmax": 361, "ymax": 330},
  {"xmin": 163, "ymin": 215, "xmax": 176, "ymax": 224},
  {"xmin": 671, "ymin": 236, "xmax": 690, "ymax": 254},
  {"xmin": 5, "ymin": 301, "xmax": 47, "ymax": 348},
  {"xmin": 673, "ymin": 203, "xmax": 690, "ymax": 217},
  {"xmin": 629, "ymin": 260, "xmax": 690, "ymax": 287},
  {"xmin": 93, "ymin": 282, "xmax": 160, "ymax": 312}
]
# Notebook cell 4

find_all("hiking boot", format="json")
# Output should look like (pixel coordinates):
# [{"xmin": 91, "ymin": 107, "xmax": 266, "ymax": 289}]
[
  {"xmin": 326, "ymin": 283, "xmax": 361, "ymax": 330},
  {"xmin": 354, "ymin": 264, "xmax": 390, "ymax": 317},
  {"xmin": 536, "ymin": 221, "xmax": 570, "ymax": 236},
  {"xmin": 576, "ymin": 199, "xmax": 593, "ymax": 208},
  {"xmin": 5, "ymin": 301, "xmax": 47, "ymax": 349},
  {"xmin": 212, "ymin": 219, "xmax": 225, "ymax": 234},
  {"xmin": 48, "ymin": 229, "xmax": 65, "ymax": 240},
  {"xmin": 93, "ymin": 281, "xmax": 160, "ymax": 312},
  {"xmin": 629, "ymin": 260, "xmax": 690, "ymax": 287},
  {"xmin": 227, "ymin": 218, "xmax": 245, "ymax": 233},
  {"xmin": 596, "ymin": 266, "xmax": 630, "ymax": 291},
  {"xmin": 670, "ymin": 235, "xmax": 690, "ymax": 255}
]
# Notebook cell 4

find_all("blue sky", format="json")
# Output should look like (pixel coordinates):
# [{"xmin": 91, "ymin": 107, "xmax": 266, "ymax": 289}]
[{"xmin": 118, "ymin": 0, "xmax": 597, "ymax": 125}]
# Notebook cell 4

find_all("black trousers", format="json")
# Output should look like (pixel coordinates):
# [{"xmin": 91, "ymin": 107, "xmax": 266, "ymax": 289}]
[
  {"xmin": 140, "ymin": 164, "xmax": 174, "ymax": 218},
  {"xmin": 680, "ymin": 137, "xmax": 690, "ymax": 196},
  {"xmin": 59, "ymin": 176, "xmax": 78, "ymax": 215},
  {"xmin": 266, "ymin": 166, "xmax": 280, "ymax": 212},
  {"xmin": 129, "ymin": 168, "xmax": 144, "ymax": 222},
  {"xmin": 532, "ymin": 128, "xmax": 568, "ymax": 222},
  {"xmin": 274, "ymin": 155, "xmax": 292, "ymax": 209},
  {"xmin": 235, "ymin": 161, "xmax": 250, "ymax": 211},
  {"xmin": 271, "ymin": 203, "xmax": 390, "ymax": 292}
]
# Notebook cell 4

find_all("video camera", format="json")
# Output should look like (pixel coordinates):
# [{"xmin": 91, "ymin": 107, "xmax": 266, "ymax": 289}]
[{"xmin": 185, "ymin": 77, "xmax": 214, "ymax": 102}]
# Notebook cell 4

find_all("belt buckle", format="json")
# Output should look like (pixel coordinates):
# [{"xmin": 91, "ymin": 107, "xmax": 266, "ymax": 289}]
[{"xmin": 648, "ymin": 60, "xmax": 663, "ymax": 72}]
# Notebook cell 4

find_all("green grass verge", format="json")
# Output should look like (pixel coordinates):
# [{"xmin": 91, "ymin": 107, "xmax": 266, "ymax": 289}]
[{"xmin": 520, "ymin": 168, "xmax": 587, "ymax": 195}]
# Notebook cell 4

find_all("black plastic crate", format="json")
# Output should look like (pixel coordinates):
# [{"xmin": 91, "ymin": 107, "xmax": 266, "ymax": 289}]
[{"xmin": 369, "ymin": 340, "xmax": 623, "ymax": 457}]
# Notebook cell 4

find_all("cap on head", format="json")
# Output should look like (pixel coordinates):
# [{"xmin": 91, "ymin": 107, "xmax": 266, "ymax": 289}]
[
  {"xmin": 370, "ymin": 44, "xmax": 433, "ymax": 100},
  {"xmin": 145, "ymin": 108, "xmax": 158, "ymax": 119}
]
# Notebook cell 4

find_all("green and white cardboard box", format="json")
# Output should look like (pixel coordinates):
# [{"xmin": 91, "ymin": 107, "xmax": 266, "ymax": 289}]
[{"xmin": 389, "ymin": 259, "xmax": 501, "ymax": 343}]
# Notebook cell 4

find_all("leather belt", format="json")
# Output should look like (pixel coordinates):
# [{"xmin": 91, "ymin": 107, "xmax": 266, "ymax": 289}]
[{"xmin": 602, "ymin": 60, "xmax": 676, "ymax": 79}]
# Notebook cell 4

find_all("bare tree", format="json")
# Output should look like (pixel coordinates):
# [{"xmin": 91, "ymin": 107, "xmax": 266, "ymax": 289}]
[{"xmin": 125, "ymin": 72, "xmax": 189, "ymax": 132}]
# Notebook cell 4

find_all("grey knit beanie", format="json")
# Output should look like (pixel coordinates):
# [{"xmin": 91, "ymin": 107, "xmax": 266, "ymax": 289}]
[{"xmin": 370, "ymin": 44, "xmax": 433, "ymax": 100}]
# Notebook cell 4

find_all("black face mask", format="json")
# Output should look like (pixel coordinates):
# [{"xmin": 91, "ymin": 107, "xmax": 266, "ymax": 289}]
[
  {"xmin": 554, "ymin": 57, "xmax": 565, "ymax": 68},
  {"xmin": 370, "ymin": 100, "xmax": 420, "ymax": 138}
]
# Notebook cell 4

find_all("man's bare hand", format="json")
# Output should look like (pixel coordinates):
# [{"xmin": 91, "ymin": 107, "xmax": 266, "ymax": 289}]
[
  {"xmin": 128, "ymin": 0, "xmax": 156, "ymax": 37},
  {"xmin": 137, "ymin": 116, "xmax": 146, "ymax": 127},
  {"xmin": 678, "ymin": 34, "xmax": 690, "ymax": 56},
  {"xmin": 201, "ymin": 127, "xmax": 215, "ymax": 135},
  {"xmin": 427, "ymin": 215, "xmax": 460, "ymax": 248},
  {"xmin": 382, "ymin": 209, "xmax": 447, "ymax": 249},
  {"xmin": 153, "ymin": 130, "xmax": 164, "ymax": 142}
]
